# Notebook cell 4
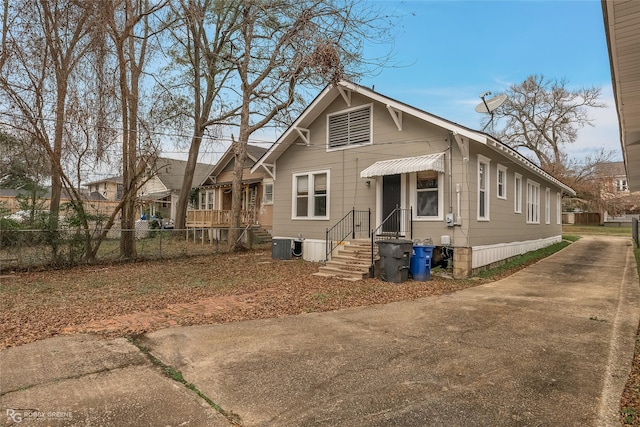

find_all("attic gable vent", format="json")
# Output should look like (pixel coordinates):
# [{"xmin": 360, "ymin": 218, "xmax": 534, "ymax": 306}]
[{"xmin": 327, "ymin": 105, "xmax": 372, "ymax": 150}]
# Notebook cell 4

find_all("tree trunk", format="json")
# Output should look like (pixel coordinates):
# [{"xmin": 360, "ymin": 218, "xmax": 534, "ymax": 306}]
[
  {"xmin": 48, "ymin": 82, "xmax": 66, "ymax": 261},
  {"xmin": 175, "ymin": 129, "xmax": 204, "ymax": 231},
  {"xmin": 228, "ymin": 131, "xmax": 248, "ymax": 251}
]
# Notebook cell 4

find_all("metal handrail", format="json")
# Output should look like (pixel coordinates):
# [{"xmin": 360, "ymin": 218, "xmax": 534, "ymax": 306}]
[{"xmin": 325, "ymin": 208, "xmax": 371, "ymax": 261}]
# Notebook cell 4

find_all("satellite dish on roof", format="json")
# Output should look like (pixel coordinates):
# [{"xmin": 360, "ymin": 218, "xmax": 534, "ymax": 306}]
[
  {"xmin": 475, "ymin": 91, "xmax": 507, "ymax": 133},
  {"xmin": 475, "ymin": 93, "xmax": 507, "ymax": 113}
]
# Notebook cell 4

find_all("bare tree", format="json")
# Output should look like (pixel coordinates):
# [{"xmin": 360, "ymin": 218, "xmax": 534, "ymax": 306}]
[
  {"xmin": 100, "ymin": 0, "xmax": 167, "ymax": 259},
  {"xmin": 490, "ymin": 74, "xmax": 606, "ymax": 176},
  {"xmin": 0, "ymin": 0, "xmax": 101, "ymax": 262},
  {"xmin": 162, "ymin": 0, "xmax": 242, "ymax": 231},
  {"xmin": 226, "ymin": 0, "xmax": 394, "ymax": 250}
]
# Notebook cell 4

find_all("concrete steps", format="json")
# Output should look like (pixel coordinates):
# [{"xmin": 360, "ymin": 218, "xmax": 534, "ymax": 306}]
[{"xmin": 313, "ymin": 239, "xmax": 376, "ymax": 281}]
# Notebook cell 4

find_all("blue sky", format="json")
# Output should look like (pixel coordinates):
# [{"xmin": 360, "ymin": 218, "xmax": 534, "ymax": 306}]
[{"xmin": 357, "ymin": 0, "xmax": 620, "ymax": 161}]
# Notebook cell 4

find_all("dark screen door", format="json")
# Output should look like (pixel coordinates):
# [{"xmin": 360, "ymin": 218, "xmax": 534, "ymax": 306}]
[{"xmin": 382, "ymin": 174, "xmax": 401, "ymax": 233}]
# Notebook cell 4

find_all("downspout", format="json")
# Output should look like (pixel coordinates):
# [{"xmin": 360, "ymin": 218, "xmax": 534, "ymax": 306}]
[{"xmin": 448, "ymin": 135, "xmax": 453, "ymax": 217}]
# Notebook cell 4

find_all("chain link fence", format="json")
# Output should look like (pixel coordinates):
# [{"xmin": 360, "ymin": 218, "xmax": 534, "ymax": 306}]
[{"xmin": 0, "ymin": 225, "xmax": 272, "ymax": 272}]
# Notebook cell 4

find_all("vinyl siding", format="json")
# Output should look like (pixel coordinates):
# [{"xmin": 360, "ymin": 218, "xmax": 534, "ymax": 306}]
[
  {"xmin": 271, "ymin": 91, "xmax": 565, "ymax": 248},
  {"xmin": 273, "ymin": 92, "xmax": 458, "ymax": 241},
  {"xmin": 465, "ymin": 144, "xmax": 563, "ymax": 247}
]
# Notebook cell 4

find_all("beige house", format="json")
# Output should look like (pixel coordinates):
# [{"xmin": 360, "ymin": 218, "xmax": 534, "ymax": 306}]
[
  {"xmin": 252, "ymin": 81, "xmax": 575, "ymax": 278},
  {"xmin": 86, "ymin": 176, "xmax": 123, "ymax": 201},
  {"xmin": 187, "ymin": 144, "xmax": 272, "ymax": 237},
  {"xmin": 138, "ymin": 157, "xmax": 211, "ymax": 221}
]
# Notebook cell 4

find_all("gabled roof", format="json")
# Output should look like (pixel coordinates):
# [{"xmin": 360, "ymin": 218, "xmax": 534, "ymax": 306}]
[
  {"xmin": 85, "ymin": 175, "xmax": 123, "ymax": 186},
  {"xmin": 154, "ymin": 158, "xmax": 212, "ymax": 191},
  {"xmin": 198, "ymin": 144, "xmax": 268, "ymax": 187},
  {"xmin": 251, "ymin": 80, "xmax": 575, "ymax": 195},
  {"xmin": 595, "ymin": 161, "xmax": 626, "ymax": 178}
]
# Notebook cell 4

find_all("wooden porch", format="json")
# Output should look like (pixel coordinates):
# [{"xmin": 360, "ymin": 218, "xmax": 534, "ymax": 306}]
[{"xmin": 186, "ymin": 209, "xmax": 253, "ymax": 228}]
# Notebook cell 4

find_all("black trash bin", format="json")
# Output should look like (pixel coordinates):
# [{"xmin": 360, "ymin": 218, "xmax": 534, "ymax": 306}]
[
  {"xmin": 293, "ymin": 239, "xmax": 303, "ymax": 258},
  {"xmin": 376, "ymin": 239, "xmax": 413, "ymax": 283}
]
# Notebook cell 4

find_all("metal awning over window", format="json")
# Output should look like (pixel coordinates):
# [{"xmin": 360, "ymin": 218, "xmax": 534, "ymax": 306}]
[{"xmin": 360, "ymin": 153, "xmax": 445, "ymax": 178}]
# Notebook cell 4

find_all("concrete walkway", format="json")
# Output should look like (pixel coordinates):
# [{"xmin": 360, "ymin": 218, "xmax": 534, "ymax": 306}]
[{"xmin": 1, "ymin": 235, "xmax": 639, "ymax": 426}]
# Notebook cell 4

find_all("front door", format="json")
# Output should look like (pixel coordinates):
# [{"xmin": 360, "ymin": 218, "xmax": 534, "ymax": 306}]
[{"xmin": 382, "ymin": 174, "xmax": 401, "ymax": 233}]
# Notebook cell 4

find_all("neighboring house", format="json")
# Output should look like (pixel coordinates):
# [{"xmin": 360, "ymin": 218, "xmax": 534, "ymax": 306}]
[
  {"xmin": 252, "ymin": 80, "xmax": 575, "ymax": 278},
  {"xmin": 595, "ymin": 161, "xmax": 640, "ymax": 225},
  {"xmin": 596, "ymin": 161, "xmax": 629, "ymax": 193},
  {"xmin": 0, "ymin": 188, "xmax": 119, "ymax": 217},
  {"xmin": 85, "ymin": 176, "xmax": 123, "ymax": 201},
  {"xmin": 138, "ymin": 157, "xmax": 212, "ymax": 222},
  {"xmin": 187, "ymin": 144, "xmax": 272, "ymax": 238}
]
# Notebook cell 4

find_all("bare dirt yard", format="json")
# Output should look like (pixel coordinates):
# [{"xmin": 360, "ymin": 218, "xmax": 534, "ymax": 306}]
[{"xmin": 0, "ymin": 249, "xmax": 492, "ymax": 350}]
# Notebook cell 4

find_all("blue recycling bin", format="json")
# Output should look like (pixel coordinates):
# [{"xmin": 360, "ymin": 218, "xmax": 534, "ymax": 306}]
[{"xmin": 410, "ymin": 245, "xmax": 435, "ymax": 281}]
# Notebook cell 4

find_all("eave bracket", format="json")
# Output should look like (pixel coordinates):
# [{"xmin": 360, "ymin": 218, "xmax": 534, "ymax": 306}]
[{"xmin": 386, "ymin": 105, "xmax": 403, "ymax": 131}]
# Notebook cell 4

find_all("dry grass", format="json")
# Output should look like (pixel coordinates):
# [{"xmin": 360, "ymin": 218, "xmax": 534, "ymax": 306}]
[{"xmin": 0, "ymin": 250, "xmax": 486, "ymax": 349}]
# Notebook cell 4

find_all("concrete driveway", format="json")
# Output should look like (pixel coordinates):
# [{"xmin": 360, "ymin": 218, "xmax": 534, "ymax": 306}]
[{"xmin": 1, "ymin": 235, "xmax": 639, "ymax": 426}]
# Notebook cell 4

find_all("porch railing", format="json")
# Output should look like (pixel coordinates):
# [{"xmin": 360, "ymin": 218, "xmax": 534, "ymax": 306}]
[
  {"xmin": 369, "ymin": 206, "xmax": 413, "ymax": 278},
  {"xmin": 186, "ymin": 209, "xmax": 252, "ymax": 227},
  {"xmin": 325, "ymin": 208, "xmax": 371, "ymax": 261}
]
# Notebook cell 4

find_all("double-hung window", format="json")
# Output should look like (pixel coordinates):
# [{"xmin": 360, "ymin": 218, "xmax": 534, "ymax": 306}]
[
  {"xmin": 199, "ymin": 191, "xmax": 214, "ymax": 210},
  {"xmin": 557, "ymin": 192, "xmax": 562, "ymax": 225},
  {"xmin": 293, "ymin": 170, "xmax": 329, "ymax": 219},
  {"xmin": 514, "ymin": 173, "xmax": 522, "ymax": 213},
  {"xmin": 497, "ymin": 164, "xmax": 507, "ymax": 199},
  {"xmin": 412, "ymin": 170, "xmax": 442, "ymax": 219},
  {"xmin": 263, "ymin": 180, "xmax": 273, "ymax": 205},
  {"xmin": 545, "ymin": 188, "xmax": 551, "ymax": 224},
  {"xmin": 477, "ymin": 155, "xmax": 490, "ymax": 221},
  {"xmin": 327, "ymin": 105, "xmax": 372, "ymax": 150},
  {"xmin": 526, "ymin": 180, "xmax": 540, "ymax": 224}
]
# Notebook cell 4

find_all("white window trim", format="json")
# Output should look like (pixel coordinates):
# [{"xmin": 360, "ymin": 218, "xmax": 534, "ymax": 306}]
[
  {"xmin": 497, "ymin": 164, "xmax": 507, "ymax": 200},
  {"xmin": 207, "ymin": 190, "xmax": 215, "ymax": 210},
  {"xmin": 526, "ymin": 179, "xmax": 540, "ymax": 224},
  {"xmin": 514, "ymin": 173, "xmax": 522, "ymax": 214},
  {"xmin": 410, "ymin": 171, "xmax": 444, "ymax": 221},
  {"xmin": 262, "ymin": 179, "xmax": 274, "ymax": 205},
  {"xmin": 477, "ymin": 155, "xmax": 491, "ymax": 221},
  {"xmin": 556, "ymin": 192, "xmax": 562, "ymax": 225},
  {"xmin": 326, "ymin": 104, "xmax": 373, "ymax": 152},
  {"xmin": 291, "ymin": 169, "xmax": 330, "ymax": 220},
  {"xmin": 545, "ymin": 188, "xmax": 551, "ymax": 224}
]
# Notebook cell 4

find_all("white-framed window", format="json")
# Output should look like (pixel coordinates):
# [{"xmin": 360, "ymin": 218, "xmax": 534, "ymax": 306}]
[
  {"xmin": 199, "ymin": 190, "xmax": 214, "ymax": 210},
  {"xmin": 263, "ymin": 180, "xmax": 273, "ymax": 205},
  {"xmin": 526, "ymin": 180, "xmax": 540, "ymax": 224},
  {"xmin": 514, "ymin": 173, "xmax": 522, "ymax": 213},
  {"xmin": 616, "ymin": 178, "xmax": 628, "ymax": 192},
  {"xmin": 497, "ymin": 164, "xmax": 507, "ymax": 200},
  {"xmin": 327, "ymin": 104, "xmax": 372, "ymax": 151},
  {"xmin": 545, "ymin": 188, "xmax": 551, "ymax": 224},
  {"xmin": 292, "ymin": 170, "xmax": 329, "ymax": 219},
  {"xmin": 557, "ymin": 192, "xmax": 562, "ymax": 225},
  {"xmin": 477, "ymin": 155, "xmax": 491, "ymax": 221},
  {"xmin": 410, "ymin": 170, "xmax": 443, "ymax": 220}
]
